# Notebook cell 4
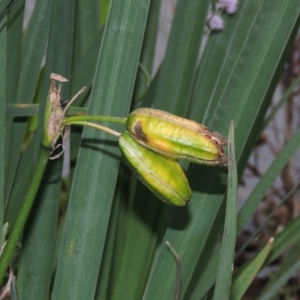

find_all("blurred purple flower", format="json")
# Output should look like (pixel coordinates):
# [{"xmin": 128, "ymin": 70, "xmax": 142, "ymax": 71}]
[
  {"xmin": 207, "ymin": 14, "xmax": 224, "ymax": 30},
  {"xmin": 217, "ymin": 0, "xmax": 238, "ymax": 14}
]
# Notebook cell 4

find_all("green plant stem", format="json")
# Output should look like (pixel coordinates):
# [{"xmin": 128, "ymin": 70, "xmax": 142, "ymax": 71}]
[
  {"xmin": 135, "ymin": 63, "xmax": 152, "ymax": 102},
  {"xmin": 62, "ymin": 115, "xmax": 127, "ymax": 126},
  {"xmin": 0, "ymin": 144, "xmax": 50, "ymax": 285},
  {"xmin": 166, "ymin": 241, "xmax": 181, "ymax": 300},
  {"xmin": 66, "ymin": 120, "xmax": 121, "ymax": 137}
]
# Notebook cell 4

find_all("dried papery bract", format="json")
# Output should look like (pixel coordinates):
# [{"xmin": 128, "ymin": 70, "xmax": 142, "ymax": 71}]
[
  {"xmin": 49, "ymin": 125, "xmax": 71, "ymax": 160},
  {"xmin": 42, "ymin": 73, "xmax": 86, "ymax": 159},
  {"xmin": 48, "ymin": 74, "xmax": 66, "ymax": 144},
  {"xmin": 50, "ymin": 73, "xmax": 68, "ymax": 82}
]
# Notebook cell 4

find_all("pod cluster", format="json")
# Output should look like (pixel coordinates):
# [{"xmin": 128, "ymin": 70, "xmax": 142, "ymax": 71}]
[{"xmin": 118, "ymin": 108, "xmax": 228, "ymax": 206}]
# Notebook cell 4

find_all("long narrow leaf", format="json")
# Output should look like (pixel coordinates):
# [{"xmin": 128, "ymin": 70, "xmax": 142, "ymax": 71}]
[
  {"xmin": 265, "ymin": 215, "xmax": 300, "ymax": 265},
  {"xmin": 237, "ymin": 128, "xmax": 300, "ymax": 235},
  {"xmin": 95, "ymin": 172, "xmax": 124, "ymax": 300},
  {"xmin": 52, "ymin": 1, "xmax": 150, "ymax": 299},
  {"xmin": 17, "ymin": 0, "xmax": 52, "ymax": 106},
  {"xmin": 236, "ymin": 179, "xmax": 300, "ymax": 258},
  {"xmin": 17, "ymin": 161, "xmax": 62, "ymax": 299},
  {"xmin": 231, "ymin": 238, "xmax": 273, "ymax": 300},
  {"xmin": 16, "ymin": 0, "xmax": 74, "ymax": 297},
  {"xmin": 213, "ymin": 122, "xmax": 237, "ymax": 300},
  {"xmin": 8, "ymin": 0, "xmax": 53, "ymax": 181},
  {"xmin": 71, "ymin": 30, "xmax": 103, "ymax": 98},
  {"xmin": 133, "ymin": 0, "xmax": 161, "ymax": 102},
  {"xmin": 0, "ymin": 16, "xmax": 7, "ymax": 244},
  {"xmin": 0, "ymin": 0, "xmax": 14, "ymax": 20},
  {"xmin": 258, "ymin": 242, "xmax": 300, "ymax": 300},
  {"xmin": 5, "ymin": 0, "xmax": 24, "ymax": 204},
  {"xmin": 261, "ymin": 73, "xmax": 300, "ymax": 131},
  {"xmin": 105, "ymin": 1, "xmax": 162, "ymax": 297},
  {"xmin": 260, "ymin": 260, "xmax": 300, "ymax": 300},
  {"xmin": 144, "ymin": 1, "xmax": 300, "ymax": 299},
  {"xmin": 73, "ymin": 0, "xmax": 99, "ymax": 69},
  {"xmin": 111, "ymin": 184, "xmax": 161, "ymax": 300},
  {"xmin": 152, "ymin": 0, "xmax": 209, "ymax": 115}
]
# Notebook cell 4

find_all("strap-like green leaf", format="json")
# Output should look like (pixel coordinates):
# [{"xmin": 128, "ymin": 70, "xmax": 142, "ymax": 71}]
[
  {"xmin": 231, "ymin": 238, "xmax": 273, "ymax": 300},
  {"xmin": 213, "ymin": 122, "xmax": 237, "ymax": 300},
  {"xmin": 52, "ymin": 1, "xmax": 150, "ymax": 299}
]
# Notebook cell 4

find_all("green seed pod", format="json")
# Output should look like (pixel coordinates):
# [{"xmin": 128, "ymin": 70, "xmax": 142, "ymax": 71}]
[
  {"xmin": 119, "ymin": 130, "xmax": 191, "ymax": 206},
  {"xmin": 126, "ymin": 108, "xmax": 228, "ymax": 166}
]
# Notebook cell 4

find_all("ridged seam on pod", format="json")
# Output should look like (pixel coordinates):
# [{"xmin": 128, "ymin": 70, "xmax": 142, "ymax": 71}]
[
  {"xmin": 119, "ymin": 130, "xmax": 192, "ymax": 206},
  {"xmin": 126, "ymin": 108, "xmax": 228, "ymax": 166}
]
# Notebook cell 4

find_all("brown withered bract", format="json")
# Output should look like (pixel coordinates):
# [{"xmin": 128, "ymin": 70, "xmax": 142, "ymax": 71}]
[{"xmin": 46, "ymin": 74, "xmax": 86, "ymax": 159}]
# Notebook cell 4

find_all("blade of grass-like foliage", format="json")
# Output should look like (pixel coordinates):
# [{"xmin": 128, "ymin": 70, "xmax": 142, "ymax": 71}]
[
  {"xmin": 95, "ymin": 172, "xmax": 124, "ymax": 300},
  {"xmin": 70, "ymin": 30, "xmax": 103, "ymax": 99},
  {"xmin": 0, "ymin": 16, "xmax": 7, "ymax": 245},
  {"xmin": 185, "ymin": 79, "xmax": 300, "ymax": 299},
  {"xmin": 52, "ymin": 1, "xmax": 150, "ymax": 299},
  {"xmin": 189, "ymin": 0, "xmax": 300, "ymax": 166},
  {"xmin": 237, "ymin": 127, "xmax": 300, "ymax": 235},
  {"xmin": 5, "ymin": 0, "xmax": 24, "ymax": 203},
  {"xmin": 104, "ymin": 169, "xmax": 134, "ymax": 297},
  {"xmin": 5, "ymin": 70, "xmax": 45, "ymax": 230},
  {"xmin": 73, "ymin": 0, "xmax": 99, "ymax": 70},
  {"xmin": 16, "ymin": 0, "xmax": 52, "ymax": 107},
  {"xmin": 34, "ymin": 0, "xmax": 75, "ymax": 157},
  {"xmin": 95, "ymin": 167, "xmax": 155, "ymax": 300},
  {"xmin": 23, "ymin": 67, "xmax": 45, "ymax": 149},
  {"xmin": 185, "ymin": 242, "xmax": 221, "ymax": 300},
  {"xmin": 17, "ymin": 0, "xmax": 75, "ymax": 297},
  {"xmin": 110, "ymin": 184, "xmax": 161, "ymax": 300},
  {"xmin": 6, "ymin": 0, "xmax": 23, "ymax": 103},
  {"xmin": 265, "ymin": 215, "xmax": 300, "ymax": 265},
  {"xmin": 17, "ymin": 161, "xmax": 62, "ymax": 299},
  {"xmin": 140, "ymin": 4, "xmax": 218, "ymax": 299},
  {"xmin": 99, "ymin": 0, "xmax": 111, "ymax": 28},
  {"xmin": 102, "ymin": 2, "xmax": 161, "ymax": 297},
  {"xmin": 219, "ymin": 217, "xmax": 300, "ymax": 299},
  {"xmin": 6, "ymin": 104, "xmax": 39, "ymax": 117},
  {"xmin": 236, "ymin": 179, "xmax": 300, "ymax": 258},
  {"xmin": 10, "ymin": 0, "xmax": 53, "ymax": 152},
  {"xmin": 257, "ymin": 241, "xmax": 300, "ymax": 300},
  {"xmin": 133, "ymin": 0, "xmax": 160, "ymax": 102},
  {"xmin": 140, "ymin": 63, "xmax": 161, "ymax": 108},
  {"xmin": 143, "ymin": 166, "xmax": 227, "ymax": 300},
  {"xmin": 1, "ymin": 1, "xmax": 20, "ymax": 21},
  {"xmin": 213, "ymin": 122, "xmax": 237, "ymax": 300},
  {"xmin": 0, "ymin": 145, "xmax": 50, "ymax": 284},
  {"xmin": 261, "ymin": 73, "xmax": 300, "ymax": 131},
  {"xmin": 10, "ymin": 277, "xmax": 18, "ymax": 300},
  {"xmin": 0, "ymin": 0, "xmax": 14, "ymax": 19},
  {"xmin": 69, "ymin": 9, "xmax": 102, "ymax": 184},
  {"xmin": 6, "ymin": 0, "xmax": 52, "ymax": 208},
  {"xmin": 5, "ymin": 142, "xmax": 34, "ymax": 231},
  {"xmin": 191, "ymin": 0, "xmax": 300, "ymax": 292},
  {"xmin": 231, "ymin": 238, "xmax": 273, "ymax": 300},
  {"xmin": 213, "ymin": 214, "xmax": 300, "ymax": 300},
  {"xmin": 152, "ymin": 0, "xmax": 209, "ymax": 115},
  {"xmin": 144, "ymin": 1, "xmax": 300, "ymax": 299},
  {"xmin": 261, "ymin": 260, "xmax": 300, "ymax": 299}
]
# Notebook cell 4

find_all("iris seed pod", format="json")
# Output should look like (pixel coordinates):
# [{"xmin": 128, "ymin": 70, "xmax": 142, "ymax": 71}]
[
  {"xmin": 126, "ymin": 108, "xmax": 228, "ymax": 166},
  {"xmin": 119, "ymin": 130, "xmax": 191, "ymax": 206}
]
